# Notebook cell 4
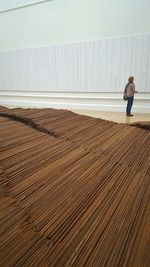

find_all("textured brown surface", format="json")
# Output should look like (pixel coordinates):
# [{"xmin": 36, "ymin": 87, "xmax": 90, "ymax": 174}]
[
  {"xmin": 0, "ymin": 107, "xmax": 150, "ymax": 267},
  {"xmin": 130, "ymin": 121, "xmax": 150, "ymax": 131}
]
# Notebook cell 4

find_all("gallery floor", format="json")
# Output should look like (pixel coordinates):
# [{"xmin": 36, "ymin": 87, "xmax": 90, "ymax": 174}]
[{"xmin": 71, "ymin": 110, "xmax": 150, "ymax": 123}]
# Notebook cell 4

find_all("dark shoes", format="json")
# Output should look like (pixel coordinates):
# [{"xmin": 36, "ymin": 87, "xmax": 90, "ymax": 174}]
[{"xmin": 126, "ymin": 114, "xmax": 133, "ymax": 116}]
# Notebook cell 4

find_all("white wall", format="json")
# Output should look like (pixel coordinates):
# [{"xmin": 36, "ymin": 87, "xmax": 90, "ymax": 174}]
[
  {"xmin": 0, "ymin": 0, "xmax": 150, "ymax": 113},
  {"xmin": 0, "ymin": 34, "xmax": 150, "ymax": 92},
  {"xmin": 0, "ymin": 0, "xmax": 150, "ymax": 50}
]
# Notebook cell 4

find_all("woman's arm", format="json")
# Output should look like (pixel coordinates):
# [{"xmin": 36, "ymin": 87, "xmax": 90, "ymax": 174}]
[{"xmin": 132, "ymin": 83, "xmax": 138, "ymax": 93}]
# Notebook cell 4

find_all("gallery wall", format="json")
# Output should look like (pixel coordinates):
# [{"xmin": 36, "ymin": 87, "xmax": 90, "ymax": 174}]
[
  {"xmin": 0, "ymin": 34, "xmax": 150, "ymax": 93},
  {"xmin": 0, "ymin": 0, "xmax": 150, "ymax": 112}
]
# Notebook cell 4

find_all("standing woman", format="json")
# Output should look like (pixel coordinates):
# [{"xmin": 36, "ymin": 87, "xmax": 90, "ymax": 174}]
[{"xmin": 124, "ymin": 76, "xmax": 138, "ymax": 116}]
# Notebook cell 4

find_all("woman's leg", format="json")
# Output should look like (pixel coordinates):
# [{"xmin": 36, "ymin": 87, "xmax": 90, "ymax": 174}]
[{"xmin": 126, "ymin": 96, "xmax": 134, "ymax": 115}]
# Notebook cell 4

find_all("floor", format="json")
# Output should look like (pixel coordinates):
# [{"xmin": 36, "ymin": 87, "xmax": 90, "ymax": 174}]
[
  {"xmin": 71, "ymin": 110, "xmax": 150, "ymax": 123},
  {"xmin": 3, "ymin": 105, "xmax": 150, "ymax": 124}
]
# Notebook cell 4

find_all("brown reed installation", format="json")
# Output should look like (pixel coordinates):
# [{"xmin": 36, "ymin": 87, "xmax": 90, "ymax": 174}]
[{"xmin": 0, "ymin": 106, "xmax": 150, "ymax": 267}]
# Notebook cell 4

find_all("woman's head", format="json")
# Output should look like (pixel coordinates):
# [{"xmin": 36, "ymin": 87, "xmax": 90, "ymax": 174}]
[{"xmin": 128, "ymin": 76, "xmax": 134, "ymax": 83}]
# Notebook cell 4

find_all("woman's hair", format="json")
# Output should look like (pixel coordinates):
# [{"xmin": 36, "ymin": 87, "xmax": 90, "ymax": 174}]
[{"xmin": 128, "ymin": 76, "xmax": 134, "ymax": 83}]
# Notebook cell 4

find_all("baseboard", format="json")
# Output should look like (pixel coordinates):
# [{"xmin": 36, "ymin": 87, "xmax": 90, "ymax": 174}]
[{"xmin": 0, "ymin": 91, "xmax": 150, "ymax": 113}]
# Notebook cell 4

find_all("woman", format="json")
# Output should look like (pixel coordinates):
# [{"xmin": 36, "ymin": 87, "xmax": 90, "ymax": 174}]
[{"xmin": 124, "ymin": 76, "xmax": 138, "ymax": 116}]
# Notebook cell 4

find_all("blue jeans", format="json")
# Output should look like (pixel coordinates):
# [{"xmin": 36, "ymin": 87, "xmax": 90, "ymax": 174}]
[{"xmin": 126, "ymin": 96, "xmax": 134, "ymax": 114}]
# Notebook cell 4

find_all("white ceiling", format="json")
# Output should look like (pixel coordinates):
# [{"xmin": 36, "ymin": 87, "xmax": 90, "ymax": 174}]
[{"xmin": 0, "ymin": 0, "xmax": 51, "ymax": 12}]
